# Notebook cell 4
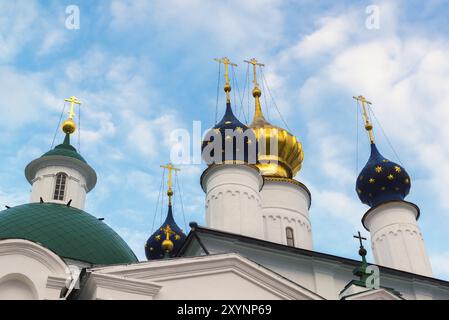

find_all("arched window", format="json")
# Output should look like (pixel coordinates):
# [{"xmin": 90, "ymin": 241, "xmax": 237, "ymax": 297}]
[
  {"xmin": 286, "ymin": 227, "xmax": 295, "ymax": 247},
  {"xmin": 53, "ymin": 173, "xmax": 67, "ymax": 201}
]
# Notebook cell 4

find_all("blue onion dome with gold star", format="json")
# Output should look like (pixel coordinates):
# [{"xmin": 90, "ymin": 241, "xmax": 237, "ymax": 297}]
[
  {"xmin": 201, "ymin": 57, "xmax": 257, "ymax": 165},
  {"xmin": 356, "ymin": 143, "xmax": 411, "ymax": 207},
  {"xmin": 145, "ymin": 164, "xmax": 186, "ymax": 260},
  {"xmin": 354, "ymin": 96, "xmax": 411, "ymax": 207}
]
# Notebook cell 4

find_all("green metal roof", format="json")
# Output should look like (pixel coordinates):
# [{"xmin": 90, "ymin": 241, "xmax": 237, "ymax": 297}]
[
  {"xmin": 42, "ymin": 134, "xmax": 86, "ymax": 163},
  {"xmin": 0, "ymin": 203, "xmax": 138, "ymax": 265}
]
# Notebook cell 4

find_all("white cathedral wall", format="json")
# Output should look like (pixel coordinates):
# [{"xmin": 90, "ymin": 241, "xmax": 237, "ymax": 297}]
[
  {"xmin": 30, "ymin": 165, "xmax": 87, "ymax": 210},
  {"xmin": 204, "ymin": 165, "xmax": 264, "ymax": 238},
  {"xmin": 260, "ymin": 179, "xmax": 313, "ymax": 250},
  {"xmin": 363, "ymin": 201, "xmax": 433, "ymax": 277},
  {"xmin": 189, "ymin": 234, "xmax": 449, "ymax": 300}
]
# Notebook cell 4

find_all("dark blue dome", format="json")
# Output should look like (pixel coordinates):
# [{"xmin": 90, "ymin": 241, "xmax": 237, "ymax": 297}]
[
  {"xmin": 201, "ymin": 102, "xmax": 257, "ymax": 165},
  {"xmin": 145, "ymin": 205, "xmax": 186, "ymax": 260},
  {"xmin": 356, "ymin": 143, "xmax": 411, "ymax": 207}
]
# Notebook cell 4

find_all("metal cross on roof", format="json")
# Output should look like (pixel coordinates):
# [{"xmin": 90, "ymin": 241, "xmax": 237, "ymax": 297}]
[{"xmin": 353, "ymin": 230, "xmax": 367, "ymax": 248}]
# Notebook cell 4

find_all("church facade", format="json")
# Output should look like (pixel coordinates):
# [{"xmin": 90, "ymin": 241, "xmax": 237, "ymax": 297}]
[{"xmin": 0, "ymin": 59, "xmax": 448, "ymax": 300}]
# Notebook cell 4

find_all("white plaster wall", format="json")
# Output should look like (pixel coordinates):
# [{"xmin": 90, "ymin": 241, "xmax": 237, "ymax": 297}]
[
  {"xmin": 204, "ymin": 165, "xmax": 263, "ymax": 239},
  {"xmin": 0, "ymin": 240, "xmax": 71, "ymax": 300},
  {"xmin": 260, "ymin": 180, "xmax": 313, "ymax": 250},
  {"xmin": 30, "ymin": 166, "xmax": 87, "ymax": 210},
  {"xmin": 153, "ymin": 272, "xmax": 284, "ymax": 300},
  {"xmin": 364, "ymin": 202, "xmax": 433, "ymax": 277}
]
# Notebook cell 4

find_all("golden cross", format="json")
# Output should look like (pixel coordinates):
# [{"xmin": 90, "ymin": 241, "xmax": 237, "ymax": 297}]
[
  {"xmin": 244, "ymin": 58, "xmax": 265, "ymax": 89},
  {"xmin": 160, "ymin": 224, "xmax": 176, "ymax": 241},
  {"xmin": 64, "ymin": 96, "xmax": 81, "ymax": 120},
  {"xmin": 214, "ymin": 57, "xmax": 237, "ymax": 102},
  {"xmin": 160, "ymin": 163, "xmax": 180, "ymax": 205},
  {"xmin": 353, "ymin": 95, "xmax": 374, "ymax": 144}
]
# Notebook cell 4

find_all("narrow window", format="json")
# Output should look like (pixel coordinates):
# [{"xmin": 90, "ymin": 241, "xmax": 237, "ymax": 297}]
[
  {"xmin": 53, "ymin": 172, "xmax": 67, "ymax": 201},
  {"xmin": 286, "ymin": 227, "xmax": 295, "ymax": 247}
]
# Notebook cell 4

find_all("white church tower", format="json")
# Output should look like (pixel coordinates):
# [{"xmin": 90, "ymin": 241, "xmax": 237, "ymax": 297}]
[
  {"xmin": 201, "ymin": 58, "xmax": 312, "ymax": 250},
  {"xmin": 201, "ymin": 57, "xmax": 264, "ymax": 239},
  {"xmin": 24, "ymin": 96, "xmax": 96, "ymax": 210},
  {"xmin": 354, "ymin": 95, "xmax": 433, "ymax": 277}
]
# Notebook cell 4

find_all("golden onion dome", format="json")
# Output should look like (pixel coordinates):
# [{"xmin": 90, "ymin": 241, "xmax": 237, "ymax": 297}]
[{"xmin": 249, "ymin": 88, "xmax": 304, "ymax": 178}]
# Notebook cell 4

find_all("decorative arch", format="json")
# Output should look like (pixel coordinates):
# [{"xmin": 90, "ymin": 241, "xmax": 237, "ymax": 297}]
[{"xmin": 0, "ymin": 273, "xmax": 38, "ymax": 300}]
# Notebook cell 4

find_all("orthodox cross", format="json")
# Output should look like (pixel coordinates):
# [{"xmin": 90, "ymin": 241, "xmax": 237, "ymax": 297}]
[
  {"xmin": 161, "ymin": 224, "xmax": 176, "ymax": 241},
  {"xmin": 64, "ymin": 96, "xmax": 81, "ymax": 120},
  {"xmin": 244, "ymin": 58, "xmax": 265, "ymax": 89},
  {"xmin": 214, "ymin": 57, "xmax": 237, "ymax": 103},
  {"xmin": 353, "ymin": 231, "xmax": 367, "ymax": 248},
  {"xmin": 353, "ymin": 95, "xmax": 374, "ymax": 144},
  {"xmin": 160, "ymin": 163, "xmax": 180, "ymax": 206}
]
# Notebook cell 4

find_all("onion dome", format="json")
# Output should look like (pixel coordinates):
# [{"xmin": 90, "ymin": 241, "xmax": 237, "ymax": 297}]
[
  {"xmin": 201, "ymin": 101, "xmax": 255, "ymax": 165},
  {"xmin": 145, "ymin": 163, "xmax": 186, "ymax": 260},
  {"xmin": 246, "ymin": 58, "xmax": 304, "ymax": 178},
  {"xmin": 145, "ymin": 204, "xmax": 186, "ymax": 260},
  {"xmin": 201, "ymin": 57, "xmax": 256, "ymax": 165},
  {"xmin": 353, "ymin": 95, "xmax": 411, "ymax": 207},
  {"xmin": 0, "ymin": 203, "xmax": 138, "ymax": 265},
  {"xmin": 356, "ymin": 143, "xmax": 411, "ymax": 207}
]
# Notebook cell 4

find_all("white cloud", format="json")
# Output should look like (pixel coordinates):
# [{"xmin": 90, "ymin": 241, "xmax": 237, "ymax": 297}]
[{"xmin": 430, "ymin": 252, "xmax": 449, "ymax": 280}]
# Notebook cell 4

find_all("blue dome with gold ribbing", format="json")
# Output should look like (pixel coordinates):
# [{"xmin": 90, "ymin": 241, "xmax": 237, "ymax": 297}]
[{"xmin": 356, "ymin": 143, "xmax": 411, "ymax": 207}]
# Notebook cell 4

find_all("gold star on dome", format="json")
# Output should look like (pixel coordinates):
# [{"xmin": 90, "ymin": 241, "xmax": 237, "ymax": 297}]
[
  {"xmin": 155, "ymin": 235, "xmax": 161, "ymax": 241},
  {"xmin": 175, "ymin": 235, "xmax": 181, "ymax": 241},
  {"xmin": 368, "ymin": 193, "xmax": 373, "ymax": 197},
  {"xmin": 381, "ymin": 186, "xmax": 386, "ymax": 191},
  {"xmin": 395, "ymin": 187, "xmax": 400, "ymax": 191},
  {"xmin": 405, "ymin": 178, "xmax": 410, "ymax": 184},
  {"xmin": 375, "ymin": 166, "xmax": 383, "ymax": 173},
  {"xmin": 382, "ymin": 159, "xmax": 389, "ymax": 163},
  {"xmin": 369, "ymin": 178, "xmax": 375, "ymax": 184},
  {"xmin": 394, "ymin": 166, "xmax": 401, "ymax": 173},
  {"xmin": 235, "ymin": 126, "xmax": 243, "ymax": 133},
  {"xmin": 357, "ymin": 189, "xmax": 362, "ymax": 194},
  {"xmin": 214, "ymin": 128, "xmax": 220, "ymax": 134},
  {"xmin": 387, "ymin": 174, "xmax": 394, "ymax": 180},
  {"xmin": 359, "ymin": 175, "xmax": 364, "ymax": 181}
]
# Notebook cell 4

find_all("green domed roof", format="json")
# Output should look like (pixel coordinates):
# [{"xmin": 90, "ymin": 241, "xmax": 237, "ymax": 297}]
[
  {"xmin": 42, "ymin": 134, "xmax": 86, "ymax": 163},
  {"xmin": 0, "ymin": 203, "xmax": 138, "ymax": 265}
]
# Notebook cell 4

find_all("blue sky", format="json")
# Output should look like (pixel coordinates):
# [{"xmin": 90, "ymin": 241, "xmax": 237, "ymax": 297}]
[{"xmin": 1, "ymin": 0, "xmax": 449, "ymax": 279}]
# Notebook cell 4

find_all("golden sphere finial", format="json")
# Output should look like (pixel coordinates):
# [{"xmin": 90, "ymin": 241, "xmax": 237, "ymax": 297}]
[
  {"xmin": 62, "ymin": 119, "xmax": 76, "ymax": 135},
  {"xmin": 252, "ymin": 87, "xmax": 261, "ymax": 98},
  {"xmin": 162, "ymin": 239, "xmax": 174, "ymax": 252}
]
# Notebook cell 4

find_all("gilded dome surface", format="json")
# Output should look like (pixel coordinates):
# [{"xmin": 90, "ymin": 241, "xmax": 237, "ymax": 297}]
[{"xmin": 250, "ymin": 96, "xmax": 304, "ymax": 178}]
